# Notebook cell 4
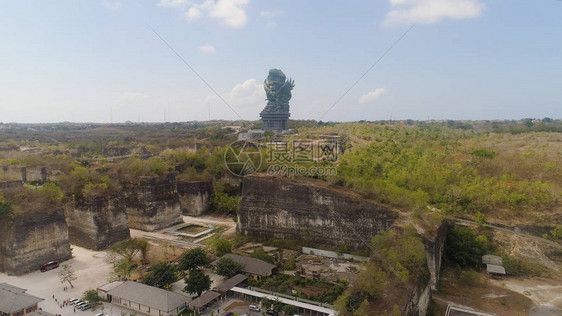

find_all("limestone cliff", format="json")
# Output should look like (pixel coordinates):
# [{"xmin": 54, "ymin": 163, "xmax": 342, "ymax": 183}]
[
  {"xmin": 0, "ymin": 166, "xmax": 57, "ymax": 183},
  {"xmin": 402, "ymin": 220, "xmax": 448, "ymax": 315},
  {"xmin": 123, "ymin": 173, "xmax": 183, "ymax": 231},
  {"xmin": 0, "ymin": 209, "xmax": 72, "ymax": 275},
  {"xmin": 65, "ymin": 195, "xmax": 130, "ymax": 250},
  {"xmin": 237, "ymin": 175, "xmax": 398, "ymax": 248},
  {"xmin": 177, "ymin": 180, "xmax": 212, "ymax": 216}
]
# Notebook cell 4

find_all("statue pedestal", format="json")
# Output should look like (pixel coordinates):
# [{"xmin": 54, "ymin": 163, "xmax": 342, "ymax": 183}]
[{"xmin": 260, "ymin": 110, "xmax": 290, "ymax": 131}]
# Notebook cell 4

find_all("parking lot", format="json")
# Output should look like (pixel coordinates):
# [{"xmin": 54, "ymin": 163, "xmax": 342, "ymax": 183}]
[{"xmin": 0, "ymin": 245, "xmax": 114, "ymax": 316}]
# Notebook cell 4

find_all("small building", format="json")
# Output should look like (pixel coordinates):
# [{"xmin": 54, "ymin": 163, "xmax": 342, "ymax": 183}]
[
  {"xmin": 485, "ymin": 264, "xmax": 506, "ymax": 276},
  {"xmin": 211, "ymin": 254, "xmax": 276, "ymax": 280},
  {"xmin": 212, "ymin": 274, "xmax": 248, "ymax": 294},
  {"xmin": 186, "ymin": 292, "xmax": 221, "ymax": 313},
  {"xmin": 238, "ymin": 130, "xmax": 264, "ymax": 141},
  {"xmin": 482, "ymin": 255, "xmax": 505, "ymax": 276},
  {"xmin": 99, "ymin": 281, "xmax": 191, "ymax": 316},
  {"xmin": 96, "ymin": 281, "xmax": 123, "ymax": 301},
  {"xmin": 0, "ymin": 283, "xmax": 44, "ymax": 316},
  {"xmin": 482, "ymin": 255, "xmax": 502, "ymax": 266}
]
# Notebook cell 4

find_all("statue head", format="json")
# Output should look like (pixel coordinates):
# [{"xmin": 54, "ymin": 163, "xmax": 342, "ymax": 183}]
[{"xmin": 267, "ymin": 69, "xmax": 286, "ymax": 89}]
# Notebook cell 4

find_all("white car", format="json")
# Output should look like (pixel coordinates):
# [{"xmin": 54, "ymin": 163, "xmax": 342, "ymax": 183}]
[
  {"xmin": 249, "ymin": 305, "xmax": 260, "ymax": 312},
  {"xmin": 69, "ymin": 298, "xmax": 81, "ymax": 305},
  {"xmin": 76, "ymin": 302, "xmax": 89, "ymax": 309},
  {"xmin": 95, "ymin": 313, "xmax": 107, "ymax": 316}
]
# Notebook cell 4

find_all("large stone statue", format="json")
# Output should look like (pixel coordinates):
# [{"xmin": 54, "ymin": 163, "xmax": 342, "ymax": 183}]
[{"xmin": 260, "ymin": 69, "xmax": 294, "ymax": 130}]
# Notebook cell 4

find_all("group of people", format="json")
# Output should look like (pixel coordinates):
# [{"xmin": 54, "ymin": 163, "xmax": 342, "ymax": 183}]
[{"xmin": 52, "ymin": 295, "xmax": 77, "ymax": 312}]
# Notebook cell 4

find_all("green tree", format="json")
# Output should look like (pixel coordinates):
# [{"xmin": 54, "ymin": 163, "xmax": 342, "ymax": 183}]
[
  {"xmin": 112, "ymin": 260, "xmax": 133, "ymax": 280},
  {"xmin": 371, "ymin": 226, "xmax": 426, "ymax": 281},
  {"xmin": 282, "ymin": 304, "xmax": 298, "ymax": 315},
  {"xmin": 260, "ymin": 298, "xmax": 274, "ymax": 310},
  {"xmin": 178, "ymin": 247, "xmax": 207, "ymax": 271},
  {"xmin": 445, "ymin": 226, "xmax": 487, "ymax": 268},
  {"xmin": 59, "ymin": 263, "xmax": 77, "ymax": 288},
  {"xmin": 249, "ymin": 249, "xmax": 274, "ymax": 264},
  {"xmin": 550, "ymin": 225, "xmax": 562, "ymax": 240},
  {"xmin": 475, "ymin": 211, "xmax": 487, "ymax": 227},
  {"xmin": 215, "ymin": 257, "xmax": 244, "ymax": 278},
  {"xmin": 141, "ymin": 262, "xmax": 177, "ymax": 288},
  {"xmin": 213, "ymin": 238, "xmax": 232, "ymax": 257},
  {"xmin": 183, "ymin": 269, "xmax": 211, "ymax": 296},
  {"xmin": 38, "ymin": 182, "xmax": 63, "ymax": 204},
  {"xmin": 108, "ymin": 238, "xmax": 149, "ymax": 263},
  {"xmin": 83, "ymin": 290, "xmax": 103, "ymax": 305},
  {"xmin": 0, "ymin": 201, "xmax": 12, "ymax": 219},
  {"xmin": 354, "ymin": 263, "xmax": 386, "ymax": 300}
]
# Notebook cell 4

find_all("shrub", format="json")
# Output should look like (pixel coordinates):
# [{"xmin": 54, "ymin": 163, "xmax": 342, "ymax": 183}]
[
  {"xmin": 141, "ymin": 262, "xmax": 177, "ymax": 288},
  {"xmin": 445, "ymin": 226, "xmax": 487, "ymax": 269},
  {"xmin": 212, "ymin": 238, "xmax": 232, "ymax": 257},
  {"xmin": 215, "ymin": 257, "xmax": 244, "ymax": 278},
  {"xmin": 83, "ymin": 290, "xmax": 103, "ymax": 305}
]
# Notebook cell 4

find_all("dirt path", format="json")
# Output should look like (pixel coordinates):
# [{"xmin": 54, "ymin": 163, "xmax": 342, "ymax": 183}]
[
  {"xmin": 0, "ymin": 246, "xmax": 112, "ymax": 316},
  {"xmin": 451, "ymin": 218, "xmax": 562, "ymax": 250},
  {"xmin": 490, "ymin": 278, "xmax": 562, "ymax": 314}
]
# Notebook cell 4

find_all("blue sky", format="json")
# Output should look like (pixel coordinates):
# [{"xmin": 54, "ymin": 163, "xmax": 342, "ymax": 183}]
[{"xmin": 0, "ymin": 0, "xmax": 561, "ymax": 123}]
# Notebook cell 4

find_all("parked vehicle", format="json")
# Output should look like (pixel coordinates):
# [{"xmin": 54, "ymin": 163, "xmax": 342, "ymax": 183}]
[
  {"xmin": 248, "ymin": 305, "xmax": 260, "ymax": 312},
  {"xmin": 40, "ymin": 260, "xmax": 59, "ymax": 272},
  {"xmin": 69, "ymin": 298, "xmax": 81, "ymax": 305},
  {"xmin": 266, "ymin": 310, "xmax": 279, "ymax": 316},
  {"xmin": 79, "ymin": 304, "xmax": 90, "ymax": 311}
]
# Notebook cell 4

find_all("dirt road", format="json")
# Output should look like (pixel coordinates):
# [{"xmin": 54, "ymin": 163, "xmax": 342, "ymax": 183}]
[{"xmin": 491, "ymin": 278, "xmax": 562, "ymax": 315}]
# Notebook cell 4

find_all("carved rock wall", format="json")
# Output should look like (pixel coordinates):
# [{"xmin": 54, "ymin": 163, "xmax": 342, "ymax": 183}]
[
  {"xmin": 0, "ymin": 166, "xmax": 53, "ymax": 182},
  {"xmin": 237, "ymin": 176, "xmax": 398, "ymax": 248},
  {"xmin": 0, "ymin": 209, "xmax": 72, "ymax": 275},
  {"xmin": 402, "ymin": 220, "xmax": 448, "ymax": 315},
  {"xmin": 177, "ymin": 180, "xmax": 212, "ymax": 216},
  {"xmin": 65, "ymin": 195, "xmax": 130, "ymax": 250},
  {"xmin": 424, "ymin": 220, "xmax": 448, "ymax": 291},
  {"xmin": 123, "ymin": 174, "xmax": 183, "ymax": 231}
]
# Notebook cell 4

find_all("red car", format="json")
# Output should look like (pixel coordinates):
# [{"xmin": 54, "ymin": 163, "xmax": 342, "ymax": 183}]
[{"xmin": 40, "ymin": 260, "xmax": 59, "ymax": 272}]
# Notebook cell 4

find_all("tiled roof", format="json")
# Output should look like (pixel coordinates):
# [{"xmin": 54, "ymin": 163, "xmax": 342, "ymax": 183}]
[{"xmin": 107, "ymin": 281, "xmax": 190, "ymax": 312}]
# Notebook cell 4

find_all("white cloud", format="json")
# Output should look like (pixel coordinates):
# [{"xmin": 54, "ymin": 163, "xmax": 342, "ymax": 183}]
[
  {"xmin": 161, "ymin": 0, "xmax": 249, "ymax": 28},
  {"xmin": 228, "ymin": 78, "xmax": 264, "ymax": 107},
  {"xmin": 208, "ymin": 0, "xmax": 249, "ymax": 28},
  {"xmin": 101, "ymin": 1, "xmax": 123, "ymax": 11},
  {"xmin": 198, "ymin": 44, "xmax": 216, "ymax": 53},
  {"xmin": 185, "ymin": 7, "xmax": 202, "ymax": 19},
  {"xmin": 194, "ymin": 78, "xmax": 264, "ymax": 119},
  {"xmin": 359, "ymin": 88, "xmax": 387, "ymax": 104},
  {"xmin": 382, "ymin": 0, "xmax": 483, "ymax": 26},
  {"xmin": 157, "ymin": 0, "xmax": 190, "ymax": 8},
  {"xmin": 260, "ymin": 10, "xmax": 283, "ymax": 28}
]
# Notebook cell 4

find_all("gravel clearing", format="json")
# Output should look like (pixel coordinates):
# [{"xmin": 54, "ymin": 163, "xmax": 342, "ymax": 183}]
[{"xmin": 0, "ymin": 245, "xmax": 113, "ymax": 316}]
